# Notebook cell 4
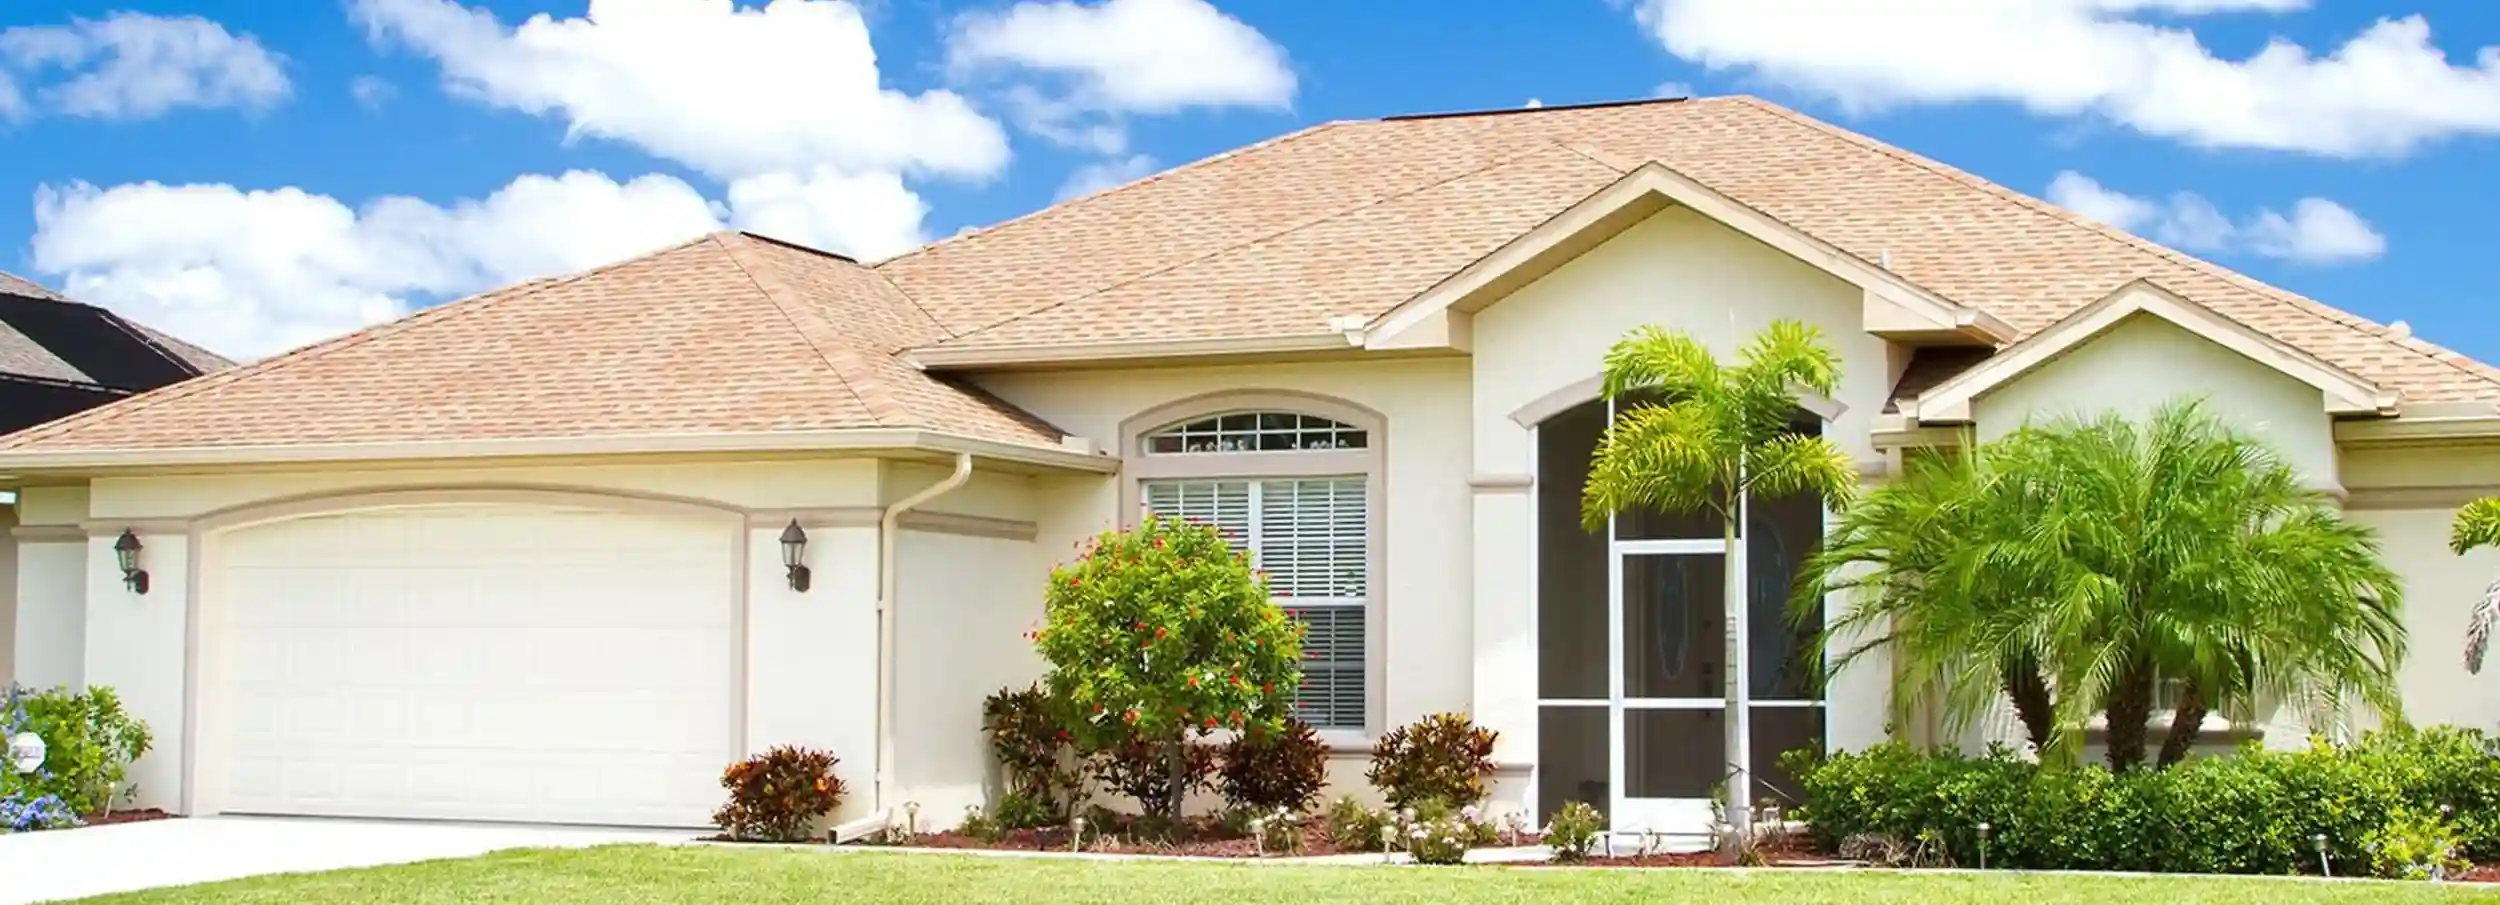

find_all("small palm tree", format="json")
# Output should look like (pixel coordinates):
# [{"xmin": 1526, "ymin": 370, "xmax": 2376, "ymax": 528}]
[
  {"xmin": 1806, "ymin": 401, "xmax": 2407, "ymax": 769},
  {"xmin": 1581, "ymin": 319, "xmax": 1858, "ymax": 848},
  {"xmin": 2453, "ymin": 496, "xmax": 2500, "ymax": 673}
]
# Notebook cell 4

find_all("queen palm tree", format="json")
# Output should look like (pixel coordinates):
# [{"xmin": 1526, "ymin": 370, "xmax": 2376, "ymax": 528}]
[
  {"xmin": 1806, "ymin": 401, "xmax": 2408, "ymax": 769},
  {"xmin": 1580, "ymin": 319, "xmax": 1859, "ymax": 850},
  {"xmin": 2453, "ymin": 497, "xmax": 2500, "ymax": 673}
]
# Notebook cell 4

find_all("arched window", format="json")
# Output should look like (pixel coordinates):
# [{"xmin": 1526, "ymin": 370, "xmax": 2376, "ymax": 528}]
[
  {"xmin": 1142, "ymin": 412, "xmax": 1368, "ymax": 455},
  {"xmin": 1124, "ymin": 399, "xmax": 1381, "ymax": 735}
]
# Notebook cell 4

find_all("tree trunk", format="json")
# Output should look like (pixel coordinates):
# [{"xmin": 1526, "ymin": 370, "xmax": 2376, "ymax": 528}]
[
  {"xmin": 2156, "ymin": 682, "xmax": 2207, "ymax": 769},
  {"xmin": 1161, "ymin": 737, "xmax": 1186, "ymax": 823},
  {"xmin": 1720, "ymin": 509, "xmax": 1753, "ymax": 856},
  {"xmin": 2001, "ymin": 652, "xmax": 2058, "ymax": 756},
  {"xmin": 2103, "ymin": 659, "xmax": 2156, "ymax": 772}
]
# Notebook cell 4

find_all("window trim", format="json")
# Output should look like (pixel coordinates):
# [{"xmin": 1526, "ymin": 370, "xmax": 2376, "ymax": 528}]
[{"xmin": 1120, "ymin": 390, "xmax": 1387, "ymax": 745}]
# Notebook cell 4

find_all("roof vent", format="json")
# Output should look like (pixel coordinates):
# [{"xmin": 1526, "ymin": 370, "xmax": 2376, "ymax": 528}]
[{"xmin": 2388, "ymin": 320, "xmax": 2411, "ymax": 339}]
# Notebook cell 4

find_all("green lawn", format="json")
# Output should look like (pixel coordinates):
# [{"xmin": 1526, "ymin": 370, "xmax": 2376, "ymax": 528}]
[{"xmin": 61, "ymin": 845, "xmax": 2500, "ymax": 905}]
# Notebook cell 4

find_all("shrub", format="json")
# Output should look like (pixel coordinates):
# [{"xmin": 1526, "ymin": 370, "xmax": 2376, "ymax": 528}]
[
  {"xmin": 982, "ymin": 685, "xmax": 1082, "ymax": 821},
  {"xmin": 1367, "ymin": 712, "xmax": 1498, "ymax": 809},
  {"xmin": 958, "ymin": 805, "xmax": 1004, "ymax": 842},
  {"xmin": 1791, "ymin": 728, "xmax": 2500, "ymax": 877},
  {"xmin": 1035, "ymin": 517, "xmax": 1303, "ymax": 821},
  {"xmin": 1243, "ymin": 806, "xmax": 1308, "ymax": 855},
  {"xmin": 1217, "ymin": 719, "xmax": 1330, "ymax": 813},
  {"xmin": 3, "ymin": 685, "xmax": 152, "ymax": 818},
  {"xmin": 2367, "ymin": 807, "xmax": 2470, "ymax": 880},
  {"xmin": 712, "ymin": 746, "xmax": 844, "ymax": 843},
  {"xmin": 1392, "ymin": 802, "xmax": 1496, "ymax": 866},
  {"xmin": 1326, "ymin": 794, "xmax": 1389, "ymax": 851},
  {"xmin": 1545, "ymin": 801, "xmax": 1604, "ymax": 862},
  {"xmin": 991, "ymin": 790, "xmax": 1056, "ymax": 831},
  {"xmin": 1088, "ymin": 738, "xmax": 1216, "ymax": 816}
]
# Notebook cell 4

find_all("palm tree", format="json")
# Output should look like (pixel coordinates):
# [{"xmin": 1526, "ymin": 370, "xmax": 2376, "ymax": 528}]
[
  {"xmin": 2453, "ymin": 496, "xmax": 2500, "ymax": 673},
  {"xmin": 1805, "ymin": 401, "xmax": 2408, "ymax": 769},
  {"xmin": 1580, "ymin": 319, "xmax": 1859, "ymax": 849}
]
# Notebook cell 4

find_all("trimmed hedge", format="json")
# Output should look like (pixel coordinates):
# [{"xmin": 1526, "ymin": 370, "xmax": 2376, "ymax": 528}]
[{"xmin": 1788, "ymin": 726, "xmax": 2500, "ymax": 876}]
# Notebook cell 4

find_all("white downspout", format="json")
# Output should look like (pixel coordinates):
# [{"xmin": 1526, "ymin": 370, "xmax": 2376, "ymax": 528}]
[{"xmin": 873, "ymin": 452, "xmax": 973, "ymax": 820}]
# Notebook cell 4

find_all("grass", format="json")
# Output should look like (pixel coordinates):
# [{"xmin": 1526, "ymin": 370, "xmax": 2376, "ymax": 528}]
[{"xmin": 62, "ymin": 845, "xmax": 2500, "ymax": 904}]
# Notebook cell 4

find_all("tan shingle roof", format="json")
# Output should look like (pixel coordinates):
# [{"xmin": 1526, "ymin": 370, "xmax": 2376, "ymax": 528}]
[
  {"xmin": 0, "ymin": 233, "xmax": 1062, "ymax": 452},
  {"xmin": 7, "ymin": 96, "xmax": 2489, "ymax": 457},
  {"xmin": 881, "ymin": 96, "xmax": 2497, "ymax": 401}
]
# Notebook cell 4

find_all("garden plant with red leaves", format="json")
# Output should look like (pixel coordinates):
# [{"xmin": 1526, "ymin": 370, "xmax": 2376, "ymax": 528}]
[{"xmin": 713, "ymin": 745, "xmax": 844, "ymax": 843}]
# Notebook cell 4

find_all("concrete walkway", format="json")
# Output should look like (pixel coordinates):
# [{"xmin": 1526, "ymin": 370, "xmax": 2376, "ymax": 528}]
[{"xmin": 0, "ymin": 816, "xmax": 688, "ymax": 904}]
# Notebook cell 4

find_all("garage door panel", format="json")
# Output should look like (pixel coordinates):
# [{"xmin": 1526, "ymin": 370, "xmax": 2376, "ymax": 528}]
[{"xmin": 216, "ymin": 504, "xmax": 734, "ymax": 827}]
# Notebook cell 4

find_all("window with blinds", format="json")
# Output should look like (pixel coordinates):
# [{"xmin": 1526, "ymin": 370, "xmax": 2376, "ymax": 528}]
[{"xmin": 1143, "ymin": 477, "xmax": 1368, "ymax": 730}]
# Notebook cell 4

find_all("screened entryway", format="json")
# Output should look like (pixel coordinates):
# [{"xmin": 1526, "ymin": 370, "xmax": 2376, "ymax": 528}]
[{"xmin": 1533, "ymin": 396, "xmax": 1827, "ymax": 835}]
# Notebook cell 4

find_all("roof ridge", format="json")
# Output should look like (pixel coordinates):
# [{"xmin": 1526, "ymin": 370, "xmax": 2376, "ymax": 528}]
[
  {"xmin": 873, "ymin": 119, "xmax": 1354, "ymax": 273},
  {"xmin": 709, "ymin": 233, "xmax": 894, "ymax": 427},
  {"xmin": 732, "ymin": 230, "xmax": 951, "ymax": 346},
  {"xmin": 0, "ymin": 233, "xmax": 720, "ymax": 450},
  {"xmin": 1731, "ymin": 96, "xmax": 2500, "ymax": 394},
  {"xmin": 928, "ymin": 139, "xmax": 1595, "ymax": 350}
]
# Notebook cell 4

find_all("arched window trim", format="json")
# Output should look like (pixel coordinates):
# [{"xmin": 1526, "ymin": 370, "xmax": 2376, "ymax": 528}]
[
  {"xmin": 1141, "ymin": 410, "xmax": 1370, "ymax": 456},
  {"xmin": 1117, "ymin": 390, "xmax": 1386, "ymax": 742}
]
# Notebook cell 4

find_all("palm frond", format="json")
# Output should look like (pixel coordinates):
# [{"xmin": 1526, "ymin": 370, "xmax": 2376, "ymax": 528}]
[{"xmin": 2453, "ymin": 496, "xmax": 2500, "ymax": 555}]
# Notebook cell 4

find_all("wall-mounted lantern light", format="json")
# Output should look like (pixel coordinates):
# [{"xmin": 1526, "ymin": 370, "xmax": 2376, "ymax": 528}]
[
  {"xmin": 779, "ymin": 519, "xmax": 811, "ymax": 593},
  {"xmin": 7, "ymin": 730, "xmax": 43, "ymax": 775},
  {"xmin": 113, "ymin": 529, "xmax": 149, "ymax": 595}
]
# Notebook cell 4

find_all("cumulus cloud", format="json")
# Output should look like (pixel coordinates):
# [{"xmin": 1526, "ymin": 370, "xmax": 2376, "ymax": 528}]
[
  {"xmin": 0, "ymin": 12, "xmax": 288, "ymax": 120},
  {"xmin": 2045, "ymin": 170, "xmax": 2386, "ymax": 264},
  {"xmin": 1629, "ymin": 0, "xmax": 2500, "ymax": 157},
  {"xmin": 1054, "ymin": 154, "xmax": 1160, "ymax": 202}
]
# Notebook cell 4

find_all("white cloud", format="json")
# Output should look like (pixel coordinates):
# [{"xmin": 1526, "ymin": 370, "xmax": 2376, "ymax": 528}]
[
  {"xmin": 725, "ymin": 169, "xmax": 929, "ymax": 260},
  {"xmin": 1654, "ymin": 81, "xmax": 1694, "ymax": 99},
  {"xmin": 2045, "ymin": 170, "xmax": 2386, "ymax": 264},
  {"xmin": 0, "ymin": 12, "xmax": 288, "ymax": 120},
  {"xmin": 1054, "ymin": 154, "xmax": 1159, "ymax": 201},
  {"xmin": 349, "ymin": 75, "xmax": 396, "ymax": 109},
  {"xmin": 21, "ymin": 170, "xmax": 893, "ymax": 360},
  {"xmin": 947, "ymin": 0, "xmax": 1293, "ymax": 150},
  {"xmin": 352, "ymin": 0, "xmax": 1006, "ymax": 181},
  {"xmin": 1630, "ymin": 1, "xmax": 2500, "ymax": 157}
]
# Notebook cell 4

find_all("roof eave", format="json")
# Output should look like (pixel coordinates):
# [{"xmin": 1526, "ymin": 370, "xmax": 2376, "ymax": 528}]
[
  {"xmin": 0, "ymin": 428, "xmax": 1119, "ymax": 479},
  {"xmin": 907, "ymin": 332, "xmax": 1364, "ymax": 370}
]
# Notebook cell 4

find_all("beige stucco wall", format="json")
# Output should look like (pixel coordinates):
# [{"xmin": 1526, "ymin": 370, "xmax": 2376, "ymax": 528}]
[
  {"xmin": 2344, "ymin": 448, "xmax": 2500, "ymax": 734},
  {"xmin": 0, "ymin": 505, "xmax": 17, "ymax": 685},
  {"xmin": 13, "ymin": 486, "xmax": 88, "ymax": 691},
  {"xmin": 1468, "ymin": 203, "xmax": 1899, "ymax": 790},
  {"xmin": 1971, "ymin": 314, "xmax": 2340, "ymax": 490},
  {"xmin": 893, "ymin": 528, "xmax": 1046, "ymax": 824}
]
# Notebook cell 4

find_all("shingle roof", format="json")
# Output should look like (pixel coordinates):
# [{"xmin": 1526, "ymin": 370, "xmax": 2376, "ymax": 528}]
[
  {"xmin": 0, "ymin": 269, "xmax": 233, "ymax": 388},
  {"xmin": 879, "ymin": 96, "xmax": 2497, "ymax": 402},
  {"xmin": 0, "ymin": 234, "xmax": 1061, "ymax": 452},
  {"xmin": 6, "ymin": 95, "xmax": 2491, "ymax": 456}
]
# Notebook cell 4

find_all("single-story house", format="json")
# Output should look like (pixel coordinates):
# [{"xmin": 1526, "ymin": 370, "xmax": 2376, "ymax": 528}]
[
  {"xmin": 0, "ymin": 270, "xmax": 230, "ymax": 684},
  {"xmin": 1, "ymin": 96, "xmax": 2494, "ymax": 835}
]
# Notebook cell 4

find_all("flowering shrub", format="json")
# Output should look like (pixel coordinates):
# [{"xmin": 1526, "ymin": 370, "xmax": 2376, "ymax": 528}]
[
  {"xmin": 712, "ymin": 746, "xmax": 844, "ymax": 842},
  {"xmin": 1244, "ymin": 806, "xmax": 1308, "ymax": 855},
  {"xmin": 0, "ymin": 792, "xmax": 79, "ymax": 833},
  {"xmin": 4, "ymin": 684, "xmax": 152, "ymax": 816},
  {"xmin": 1325, "ymin": 795, "xmax": 1389, "ymax": 851},
  {"xmin": 1367, "ymin": 712, "xmax": 1498, "ymax": 809},
  {"xmin": 1217, "ymin": 718, "xmax": 1330, "ymax": 813},
  {"xmin": 981, "ymin": 684, "xmax": 1080, "ymax": 821},
  {"xmin": 1396, "ymin": 803, "xmax": 1496, "ymax": 865},
  {"xmin": 1035, "ymin": 516, "xmax": 1302, "ymax": 820},
  {"xmin": 1545, "ymin": 801, "xmax": 1605, "ymax": 862},
  {"xmin": 2368, "ymin": 808, "xmax": 2470, "ymax": 881}
]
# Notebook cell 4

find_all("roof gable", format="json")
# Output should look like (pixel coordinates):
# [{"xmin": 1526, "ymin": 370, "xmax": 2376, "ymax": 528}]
[{"xmin": 1914, "ymin": 279, "xmax": 2398, "ymax": 423}]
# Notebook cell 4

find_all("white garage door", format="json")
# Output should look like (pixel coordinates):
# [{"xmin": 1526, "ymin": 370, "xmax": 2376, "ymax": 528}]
[{"xmin": 215, "ymin": 504, "xmax": 735, "ymax": 827}]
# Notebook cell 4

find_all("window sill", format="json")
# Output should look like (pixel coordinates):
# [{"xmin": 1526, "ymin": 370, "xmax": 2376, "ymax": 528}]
[
  {"xmin": 1319, "ymin": 731, "xmax": 1375, "ymax": 756},
  {"xmin": 2080, "ymin": 714, "xmax": 2263, "ymax": 746}
]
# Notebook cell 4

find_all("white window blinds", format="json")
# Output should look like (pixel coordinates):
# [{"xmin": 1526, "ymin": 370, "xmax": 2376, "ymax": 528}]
[{"xmin": 1143, "ymin": 477, "xmax": 1368, "ymax": 730}]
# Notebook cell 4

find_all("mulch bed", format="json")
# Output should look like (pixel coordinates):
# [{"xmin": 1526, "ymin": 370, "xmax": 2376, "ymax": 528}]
[
  {"xmin": 83, "ymin": 808, "xmax": 177, "ymax": 827},
  {"xmin": 860, "ymin": 816, "xmax": 1376, "ymax": 858},
  {"xmin": 1520, "ymin": 836, "xmax": 1831, "ymax": 869},
  {"xmin": 2453, "ymin": 864, "xmax": 2500, "ymax": 883}
]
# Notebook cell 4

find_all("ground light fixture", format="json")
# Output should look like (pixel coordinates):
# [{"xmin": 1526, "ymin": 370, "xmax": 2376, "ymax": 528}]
[
  {"xmin": 7, "ymin": 730, "xmax": 42, "ymax": 775},
  {"xmin": 779, "ymin": 519, "xmax": 811, "ymax": 592},
  {"xmin": 113, "ymin": 529, "xmax": 148, "ymax": 595}
]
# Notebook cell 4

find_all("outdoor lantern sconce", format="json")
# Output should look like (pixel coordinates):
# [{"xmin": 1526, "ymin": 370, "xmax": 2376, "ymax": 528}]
[
  {"xmin": 779, "ymin": 519, "xmax": 811, "ymax": 593},
  {"xmin": 113, "ymin": 529, "xmax": 149, "ymax": 595},
  {"xmin": 7, "ymin": 730, "xmax": 42, "ymax": 775}
]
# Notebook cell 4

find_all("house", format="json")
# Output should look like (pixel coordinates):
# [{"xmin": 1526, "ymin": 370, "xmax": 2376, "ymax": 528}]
[
  {"xmin": 0, "ymin": 270, "xmax": 230, "ymax": 686},
  {"xmin": 1, "ymin": 96, "xmax": 2493, "ymax": 835}
]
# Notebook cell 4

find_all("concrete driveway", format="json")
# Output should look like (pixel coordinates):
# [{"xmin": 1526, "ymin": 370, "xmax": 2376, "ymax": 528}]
[{"xmin": 0, "ymin": 816, "xmax": 691, "ymax": 904}]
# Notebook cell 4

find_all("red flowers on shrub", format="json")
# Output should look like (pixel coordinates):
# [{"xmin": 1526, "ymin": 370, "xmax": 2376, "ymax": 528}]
[{"xmin": 713, "ymin": 746, "xmax": 844, "ymax": 842}]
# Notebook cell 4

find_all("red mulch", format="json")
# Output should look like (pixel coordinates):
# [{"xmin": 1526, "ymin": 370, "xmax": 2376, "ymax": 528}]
[
  {"xmin": 2455, "ymin": 864, "xmax": 2500, "ymax": 883},
  {"xmin": 861, "ymin": 816, "xmax": 1373, "ymax": 858},
  {"xmin": 83, "ymin": 809, "xmax": 177, "ymax": 827}
]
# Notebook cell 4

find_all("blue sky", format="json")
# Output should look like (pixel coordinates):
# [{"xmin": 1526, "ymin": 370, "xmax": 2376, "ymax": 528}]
[{"xmin": 0, "ymin": 1, "xmax": 2496, "ymax": 363}]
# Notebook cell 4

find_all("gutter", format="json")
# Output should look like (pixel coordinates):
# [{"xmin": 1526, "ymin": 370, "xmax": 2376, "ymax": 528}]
[
  {"xmin": 0, "ymin": 428, "xmax": 1116, "ymax": 479},
  {"xmin": 873, "ymin": 452, "xmax": 974, "ymax": 818}
]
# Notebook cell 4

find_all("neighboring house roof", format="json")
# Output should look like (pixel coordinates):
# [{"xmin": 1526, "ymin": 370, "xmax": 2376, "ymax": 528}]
[
  {"xmin": 3, "ymin": 95, "xmax": 2492, "ymax": 460},
  {"xmin": 0, "ymin": 234, "xmax": 1065, "ymax": 454},
  {"xmin": 0, "ymin": 270, "xmax": 233, "ymax": 444}
]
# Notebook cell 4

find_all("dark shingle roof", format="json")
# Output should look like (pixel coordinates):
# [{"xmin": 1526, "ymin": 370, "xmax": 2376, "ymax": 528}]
[{"xmin": 0, "ymin": 270, "xmax": 234, "ymax": 389}]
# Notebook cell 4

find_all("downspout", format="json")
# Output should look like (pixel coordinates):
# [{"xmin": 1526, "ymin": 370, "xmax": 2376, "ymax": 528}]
[{"xmin": 872, "ymin": 452, "xmax": 973, "ymax": 821}]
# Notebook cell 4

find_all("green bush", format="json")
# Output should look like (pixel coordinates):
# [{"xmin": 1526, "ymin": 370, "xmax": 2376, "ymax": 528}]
[
  {"xmin": 712, "ymin": 746, "xmax": 843, "ymax": 843},
  {"xmin": 2367, "ymin": 807, "xmax": 2470, "ymax": 880},
  {"xmin": 1366, "ymin": 712, "xmax": 1498, "ymax": 809},
  {"xmin": 1217, "ymin": 719, "xmax": 1331, "ymax": 813},
  {"xmin": 1325, "ymin": 794, "xmax": 1388, "ymax": 851},
  {"xmin": 981, "ymin": 685, "xmax": 1080, "ymax": 821},
  {"xmin": 990, "ymin": 790, "xmax": 1056, "ymax": 831},
  {"xmin": 1790, "ymin": 727, "xmax": 2500, "ymax": 876},
  {"xmin": 4, "ymin": 685, "xmax": 152, "ymax": 816},
  {"xmin": 1544, "ymin": 801, "xmax": 1605, "ymax": 862}
]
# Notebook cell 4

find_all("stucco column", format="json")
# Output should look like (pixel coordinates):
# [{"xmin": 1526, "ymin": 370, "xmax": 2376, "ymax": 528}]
[
  {"xmin": 1469, "ymin": 411, "xmax": 1537, "ymax": 816},
  {"xmin": 11, "ymin": 495, "xmax": 90, "ymax": 691},
  {"xmin": 80, "ymin": 530, "xmax": 187, "ymax": 811},
  {"xmin": 744, "ymin": 522, "xmax": 880, "ymax": 824}
]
